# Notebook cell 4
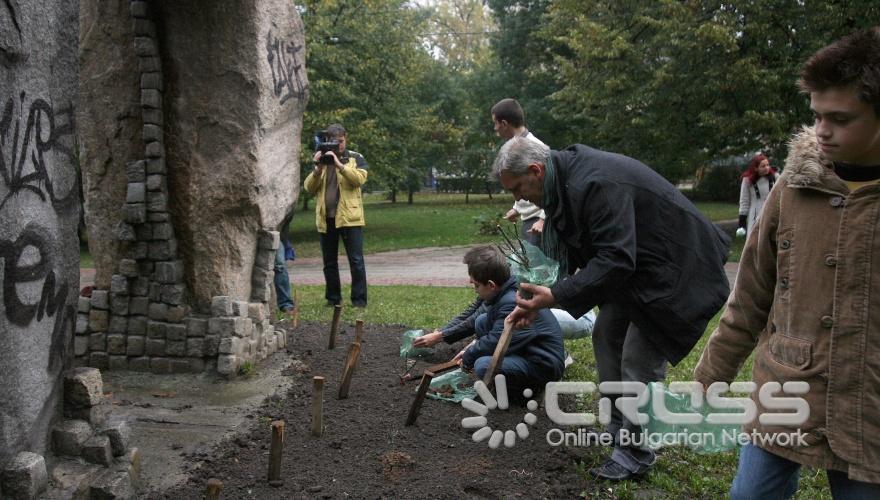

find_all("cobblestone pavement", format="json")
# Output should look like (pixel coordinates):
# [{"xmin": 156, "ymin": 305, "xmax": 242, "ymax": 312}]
[{"xmin": 82, "ymin": 245, "xmax": 739, "ymax": 289}]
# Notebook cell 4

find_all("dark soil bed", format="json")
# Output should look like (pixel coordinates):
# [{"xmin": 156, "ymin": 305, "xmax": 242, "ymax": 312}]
[{"xmin": 150, "ymin": 320, "xmax": 604, "ymax": 499}]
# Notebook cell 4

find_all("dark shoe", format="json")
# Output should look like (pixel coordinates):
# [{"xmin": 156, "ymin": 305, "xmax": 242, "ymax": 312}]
[
  {"xmin": 325, "ymin": 301, "xmax": 341, "ymax": 307},
  {"xmin": 352, "ymin": 302, "xmax": 367, "ymax": 308},
  {"xmin": 589, "ymin": 459, "xmax": 643, "ymax": 481}
]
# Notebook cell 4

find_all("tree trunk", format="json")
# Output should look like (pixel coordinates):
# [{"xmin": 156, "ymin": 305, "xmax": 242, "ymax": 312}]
[
  {"xmin": 390, "ymin": 189, "xmax": 397, "ymax": 203},
  {"xmin": 407, "ymin": 189, "xmax": 414, "ymax": 205}
]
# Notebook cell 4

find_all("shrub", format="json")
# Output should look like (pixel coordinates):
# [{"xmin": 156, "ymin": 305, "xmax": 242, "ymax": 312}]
[
  {"xmin": 473, "ymin": 213, "xmax": 504, "ymax": 235},
  {"xmin": 694, "ymin": 162, "xmax": 744, "ymax": 203}
]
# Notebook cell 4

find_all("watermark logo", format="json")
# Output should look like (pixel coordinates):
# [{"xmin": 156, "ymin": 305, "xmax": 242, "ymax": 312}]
[{"xmin": 459, "ymin": 374, "xmax": 539, "ymax": 449}]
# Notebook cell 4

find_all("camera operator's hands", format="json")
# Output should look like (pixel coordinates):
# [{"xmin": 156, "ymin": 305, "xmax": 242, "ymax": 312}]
[
  {"xmin": 322, "ymin": 151, "xmax": 345, "ymax": 170},
  {"xmin": 312, "ymin": 151, "xmax": 324, "ymax": 173}
]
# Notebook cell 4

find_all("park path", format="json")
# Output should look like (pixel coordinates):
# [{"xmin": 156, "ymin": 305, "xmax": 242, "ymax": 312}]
[{"xmin": 81, "ymin": 245, "xmax": 739, "ymax": 288}]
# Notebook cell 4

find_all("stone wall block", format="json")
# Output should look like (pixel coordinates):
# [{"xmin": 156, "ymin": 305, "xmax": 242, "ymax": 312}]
[
  {"xmin": 127, "ymin": 336, "xmax": 145, "ymax": 357},
  {"xmin": 147, "ymin": 303, "xmax": 168, "ymax": 321},
  {"xmin": 52, "ymin": 420, "xmax": 93, "ymax": 456},
  {"xmin": 231, "ymin": 301, "xmax": 249, "ymax": 318},
  {"xmin": 90, "ymin": 468, "xmax": 135, "ymax": 500},
  {"xmin": 247, "ymin": 303, "xmax": 266, "ymax": 322},
  {"xmin": 211, "ymin": 296, "xmax": 233, "ymax": 317},
  {"xmin": 109, "ymin": 356, "xmax": 128, "ymax": 371},
  {"xmin": 165, "ymin": 324, "xmax": 186, "ymax": 342},
  {"xmin": 125, "ymin": 182, "xmax": 146, "ymax": 204},
  {"xmin": 254, "ymin": 249, "xmax": 274, "ymax": 271},
  {"xmin": 187, "ymin": 358, "xmax": 206, "ymax": 373},
  {"xmin": 257, "ymin": 230, "xmax": 280, "ymax": 251},
  {"xmin": 65, "ymin": 404, "xmax": 110, "ymax": 428},
  {"xmin": 160, "ymin": 284, "xmax": 185, "ymax": 305},
  {"xmin": 185, "ymin": 318, "xmax": 207, "ymax": 337},
  {"xmin": 90, "ymin": 290, "xmax": 110, "ymax": 310},
  {"xmin": 88, "ymin": 352, "xmax": 109, "ymax": 370},
  {"xmin": 166, "ymin": 306, "xmax": 186, "ymax": 323},
  {"xmin": 129, "ymin": 297, "xmax": 149, "ymax": 316},
  {"xmin": 218, "ymin": 337, "xmax": 241, "ymax": 355},
  {"xmin": 216, "ymin": 355, "xmax": 239, "ymax": 376},
  {"xmin": 151, "ymin": 223, "xmax": 174, "ymax": 241},
  {"xmin": 145, "ymin": 157, "xmax": 165, "ymax": 174},
  {"xmin": 75, "ymin": 336, "xmax": 89, "ymax": 357},
  {"xmin": 115, "ymin": 222, "xmax": 137, "ymax": 242},
  {"xmin": 64, "ymin": 367, "xmax": 104, "ymax": 408},
  {"xmin": 203, "ymin": 336, "xmax": 220, "ymax": 357},
  {"xmin": 78, "ymin": 296, "xmax": 91, "ymax": 313},
  {"xmin": 185, "ymin": 338, "xmax": 205, "ymax": 357},
  {"xmin": 143, "ymin": 108, "xmax": 164, "ymax": 127},
  {"xmin": 110, "ymin": 275, "xmax": 129, "ymax": 295},
  {"xmin": 76, "ymin": 314, "xmax": 89, "ymax": 335},
  {"xmin": 110, "ymin": 294, "xmax": 130, "ymax": 315},
  {"xmin": 154, "ymin": 260, "xmax": 183, "ymax": 284},
  {"xmin": 131, "ymin": 278, "xmax": 150, "ymax": 297},
  {"xmin": 148, "ymin": 240, "xmax": 176, "ymax": 261},
  {"xmin": 137, "ymin": 55, "xmax": 160, "ymax": 73},
  {"xmin": 133, "ymin": 18, "xmax": 157, "ymax": 37},
  {"xmin": 125, "ymin": 160, "xmax": 146, "ymax": 183},
  {"xmin": 145, "ymin": 339, "xmax": 165, "ymax": 357},
  {"xmin": 141, "ymin": 89, "xmax": 162, "ymax": 110},
  {"xmin": 141, "ymin": 72, "xmax": 163, "ymax": 91},
  {"xmin": 145, "ymin": 141, "xmax": 163, "ymax": 158},
  {"xmin": 122, "ymin": 203, "xmax": 147, "ymax": 225},
  {"xmin": 118, "ymin": 259, "xmax": 139, "ymax": 278},
  {"xmin": 165, "ymin": 341, "xmax": 186, "ymax": 357},
  {"xmin": 145, "ymin": 173, "xmax": 164, "ymax": 191},
  {"xmin": 108, "ymin": 316, "xmax": 128, "ymax": 334},
  {"xmin": 128, "ymin": 316, "xmax": 147, "ymax": 336},
  {"xmin": 147, "ymin": 211, "xmax": 169, "ymax": 222},
  {"xmin": 106, "ymin": 335, "xmax": 126, "ymax": 355},
  {"xmin": 148, "ymin": 283, "xmax": 161, "ymax": 302},
  {"xmin": 135, "ymin": 223, "xmax": 152, "ymax": 241},
  {"xmin": 129, "ymin": 358, "xmax": 151, "ymax": 373},
  {"xmin": 129, "ymin": 241, "xmax": 149, "ymax": 261},
  {"xmin": 0, "ymin": 451, "xmax": 48, "ymax": 500},
  {"xmin": 130, "ymin": 1, "xmax": 149, "ymax": 18},
  {"xmin": 133, "ymin": 36, "xmax": 157, "ymax": 57},
  {"xmin": 149, "ymin": 358, "xmax": 171, "ymax": 374},
  {"xmin": 146, "ymin": 320, "xmax": 166, "ymax": 339}
]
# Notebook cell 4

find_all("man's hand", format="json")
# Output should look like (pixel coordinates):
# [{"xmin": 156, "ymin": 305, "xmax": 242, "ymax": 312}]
[
  {"xmin": 454, "ymin": 340, "xmax": 475, "ymax": 371},
  {"xmin": 529, "ymin": 218, "xmax": 545, "ymax": 234},
  {"xmin": 312, "ymin": 151, "xmax": 324, "ymax": 173},
  {"xmin": 504, "ymin": 208, "xmax": 519, "ymax": 222},
  {"xmin": 507, "ymin": 283, "xmax": 555, "ymax": 328},
  {"xmin": 412, "ymin": 330, "xmax": 443, "ymax": 348}
]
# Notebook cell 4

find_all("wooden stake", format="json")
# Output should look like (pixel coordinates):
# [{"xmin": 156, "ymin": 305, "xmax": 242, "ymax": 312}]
[
  {"xmin": 405, "ymin": 371, "xmax": 435, "ymax": 426},
  {"xmin": 206, "ymin": 478, "xmax": 222, "ymax": 499},
  {"xmin": 337, "ymin": 342, "xmax": 362, "ymax": 399},
  {"xmin": 292, "ymin": 290, "xmax": 301, "ymax": 329},
  {"xmin": 354, "ymin": 319, "xmax": 364, "ymax": 343},
  {"xmin": 311, "ymin": 376, "xmax": 324, "ymax": 436},
  {"xmin": 267, "ymin": 420, "xmax": 285, "ymax": 485},
  {"xmin": 328, "ymin": 305, "xmax": 343, "ymax": 349},
  {"xmin": 424, "ymin": 358, "xmax": 459, "ymax": 376},
  {"xmin": 482, "ymin": 321, "xmax": 515, "ymax": 386}
]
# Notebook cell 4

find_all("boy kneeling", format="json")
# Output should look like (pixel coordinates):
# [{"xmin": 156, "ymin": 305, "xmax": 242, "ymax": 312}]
[{"xmin": 453, "ymin": 246, "xmax": 565, "ymax": 397}]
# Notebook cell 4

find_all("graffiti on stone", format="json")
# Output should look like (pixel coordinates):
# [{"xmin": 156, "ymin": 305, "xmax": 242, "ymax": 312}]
[
  {"xmin": 266, "ymin": 31, "xmax": 307, "ymax": 105},
  {"xmin": 0, "ymin": 91, "xmax": 77, "ymax": 212}
]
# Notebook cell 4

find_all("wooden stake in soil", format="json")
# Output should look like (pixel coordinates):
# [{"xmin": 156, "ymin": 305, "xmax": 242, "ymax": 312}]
[
  {"xmin": 292, "ymin": 290, "xmax": 301, "ymax": 329},
  {"xmin": 405, "ymin": 371, "xmax": 435, "ymax": 426},
  {"xmin": 424, "ymin": 358, "xmax": 459, "ymax": 377},
  {"xmin": 206, "ymin": 478, "xmax": 222, "ymax": 499},
  {"xmin": 482, "ymin": 321, "xmax": 515, "ymax": 387},
  {"xmin": 311, "ymin": 376, "xmax": 325, "ymax": 436},
  {"xmin": 328, "ymin": 305, "xmax": 343, "ymax": 349},
  {"xmin": 354, "ymin": 319, "xmax": 365, "ymax": 343},
  {"xmin": 267, "ymin": 420, "xmax": 285, "ymax": 486},
  {"xmin": 337, "ymin": 342, "xmax": 362, "ymax": 399}
]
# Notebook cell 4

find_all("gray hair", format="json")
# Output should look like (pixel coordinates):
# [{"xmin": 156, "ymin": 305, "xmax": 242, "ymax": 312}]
[{"xmin": 491, "ymin": 136, "xmax": 550, "ymax": 180}]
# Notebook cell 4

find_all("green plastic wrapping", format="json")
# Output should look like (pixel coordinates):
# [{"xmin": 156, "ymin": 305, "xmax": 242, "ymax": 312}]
[
  {"xmin": 400, "ymin": 329, "xmax": 433, "ymax": 359},
  {"xmin": 643, "ymin": 382, "xmax": 744, "ymax": 454},
  {"xmin": 425, "ymin": 369, "xmax": 476, "ymax": 403},
  {"xmin": 506, "ymin": 240, "xmax": 559, "ymax": 288}
]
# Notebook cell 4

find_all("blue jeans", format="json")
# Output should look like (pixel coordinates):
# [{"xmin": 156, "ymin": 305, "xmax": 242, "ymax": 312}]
[
  {"xmin": 731, "ymin": 443, "xmax": 880, "ymax": 499},
  {"xmin": 319, "ymin": 219, "xmax": 367, "ymax": 306},
  {"xmin": 274, "ymin": 245, "xmax": 294, "ymax": 311}
]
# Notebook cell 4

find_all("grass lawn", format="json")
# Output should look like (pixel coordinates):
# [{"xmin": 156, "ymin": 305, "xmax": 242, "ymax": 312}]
[
  {"xmin": 79, "ymin": 192, "xmax": 738, "ymax": 267},
  {"xmin": 295, "ymin": 284, "xmax": 831, "ymax": 499}
]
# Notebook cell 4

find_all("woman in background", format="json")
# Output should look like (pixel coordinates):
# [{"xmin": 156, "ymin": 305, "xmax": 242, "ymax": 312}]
[{"xmin": 737, "ymin": 154, "xmax": 779, "ymax": 237}]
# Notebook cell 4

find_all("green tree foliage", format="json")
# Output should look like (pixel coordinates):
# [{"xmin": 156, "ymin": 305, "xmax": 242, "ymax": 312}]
[{"xmin": 536, "ymin": 0, "xmax": 880, "ymax": 182}]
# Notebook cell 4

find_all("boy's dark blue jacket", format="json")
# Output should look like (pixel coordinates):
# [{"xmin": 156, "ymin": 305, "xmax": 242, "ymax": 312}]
[{"xmin": 461, "ymin": 277, "xmax": 565, "ymax": 382}]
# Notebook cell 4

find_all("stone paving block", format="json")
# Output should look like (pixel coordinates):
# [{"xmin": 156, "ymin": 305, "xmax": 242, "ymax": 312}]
[
  {"xmin": 145, "ymin": 339, "xmax": 165, "ymax": 357},
  {"xmin": 1, "ymin": 451, "xmax": 48, "ymax": 499},
  {"xmin": 90, "ymin": 467, "xmax": 135, "ymax": 500},
  {"xmin": 65, "ymin": 367, "xmax": 104, "ymax": 408},
  {"xmin": 125, "ymin": 160, "xmax": 145, "ymax": 183},
  {"xmin": 90, "ymin": 290, "xmax": 109, "ymax": 310},
  {"xmin": 126, "ymin": 336, "xmax": 146, "ymax": 357},
  {"xmin": 101, "ymin": 421, "xmax": 131, "ymax": 457},
  {"xmin": 78, "ymin": 296, "xmax": 91, "ymax": 313},
  {"xmin": 185, "ymin": 317, "xmax": 207, "ymax": 337},
  {"xmin": 110, "ymin": 275, "xmax": 129, "ymax": 295},
  {"xmin": 89, "ymin": 352, "xmax": 109, "ymax": 370},
  {"xmin": 52, "ymin": 420, "xmax": 92, "ymax": 456},
  {"xmin": 82, "ymin": 435, "xmax": 113, "ymax": 466},
  {"xmin": 65, "ymin": 403, "xmax": 110, "ymax": 428}
]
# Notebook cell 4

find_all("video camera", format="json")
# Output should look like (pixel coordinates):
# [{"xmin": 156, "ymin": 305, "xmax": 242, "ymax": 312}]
[{"xmin": 314, "ymin": 130, "xmax": 348, "ymax": 165}]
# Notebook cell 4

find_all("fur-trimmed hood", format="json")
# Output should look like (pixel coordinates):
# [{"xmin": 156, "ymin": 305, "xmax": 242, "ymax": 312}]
[{"xmin": 783, "ymin": 126, "xmax": 841, "ymax": 190}]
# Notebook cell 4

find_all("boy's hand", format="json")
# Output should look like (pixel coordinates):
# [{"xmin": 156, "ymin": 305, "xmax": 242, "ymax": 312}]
[
  {"xmin": 504, "ymin": 208, "xmax": 519, "ymax": 222},
  {"xmin": 413, "ymin": 330, "xmax": 442, "ymax": 348}
]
